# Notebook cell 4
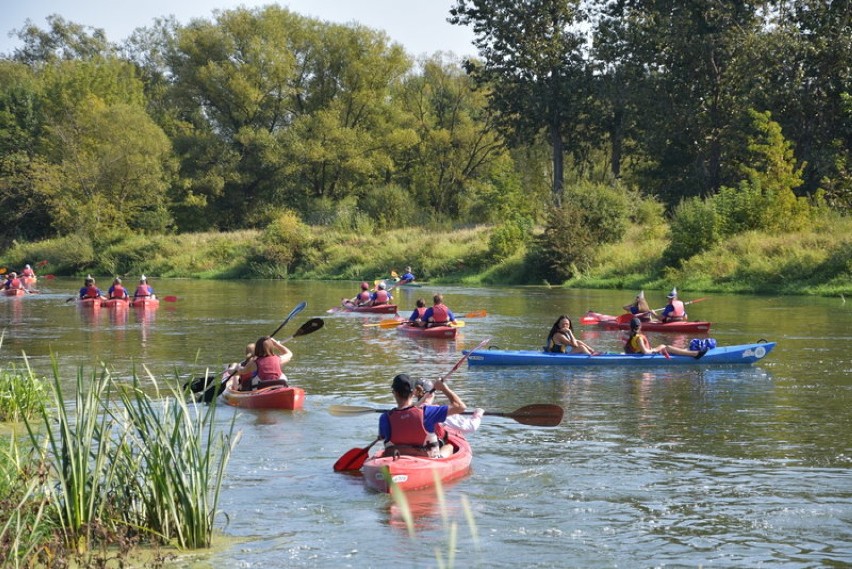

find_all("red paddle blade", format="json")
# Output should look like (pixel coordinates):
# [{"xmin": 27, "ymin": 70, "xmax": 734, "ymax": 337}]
[
  {"xmin": 579, "ymin": 316, "xmax": 598, "ymax": 325},
  {"xmin": 36, "ymin": 260, "xmax": 49, "ymax": 267},
  {"xmin": 615, "ymin": 313, "xmax": 634, "ymax": 324},
  {"xmin": 333, "ymin": 447, "xmax": 370, "ymax": 472},
  {"xmin": 45, "ymin": 274, "xmax": 56, "ymax": 280},
  {"xmin": 164, "ymin": 296, "xmax": 178, "ymax": 302}
]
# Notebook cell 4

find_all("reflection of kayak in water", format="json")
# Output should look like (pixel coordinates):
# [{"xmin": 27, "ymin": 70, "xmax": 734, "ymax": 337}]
[
  {"xmin": 362, "ymin": 429, "xmax": 472, "ymax": 493},
  {"xmin": 464, "ymin": 342, "xmax": 777, "ymax": 366}
]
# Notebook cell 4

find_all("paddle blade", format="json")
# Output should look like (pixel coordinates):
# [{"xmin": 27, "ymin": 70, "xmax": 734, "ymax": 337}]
[
  {"xmin": 450, "ymin": 320, "xmax": 465, "ymax": 328},
  {"xmin": 45, "ymin": 274, "xmax": 56, "ymax": 280},
  {"xmin": 328, "ymin": 405, "xmax": 382, "ymax": 416},
  {"xmin": 0, "ymin": 268, "xmax": 6, "ymax": 275},
  {"xmin": 379, "ymin": 318, "xmax": 406, "ymax": 328},
  {"xmin": 500, "ymin": 404, "xmax": 564, "ymax": 427},
  {"xmin": 333, "ymin": 447, "xmax": 370, "ymax": 472},
  {"xmin": 36, "ymin": 260, "xmax": 49, "ymax": 267},
  {"xmin": 164, "ymin": 295, "xmax": 179, "ymax": 302},
  {"xmin": 463, "ymin": 310, "xmax": 487, "ymax": 318},
  {"xmin": 615, "ymin": 313, "xmax": 634, "ymax": 324},
  {"xmin": 579, "ymin": 315, "xmax": 599, "ymax": 326},
  {"xmin": 293, "ymin": 318, "xmax": 324, "ymax": 337}
]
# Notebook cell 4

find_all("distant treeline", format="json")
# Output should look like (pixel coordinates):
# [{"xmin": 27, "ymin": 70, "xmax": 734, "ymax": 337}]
[{"xmin": 0, "ymin": 2, "xmax": 848, "ymax": 252}]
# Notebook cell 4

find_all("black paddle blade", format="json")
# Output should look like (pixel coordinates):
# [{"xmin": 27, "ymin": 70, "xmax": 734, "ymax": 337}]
[
  {"xmin": 184, "ymin": 374, "xmax": 225, "ymax": 404},
  {"xmin": 294, "ymin": 318, "xmax": 324, "ymax": 337}
]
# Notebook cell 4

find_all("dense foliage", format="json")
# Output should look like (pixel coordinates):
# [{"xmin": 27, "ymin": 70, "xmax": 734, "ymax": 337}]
[{"xmin": 0, "ymin": 2, "xmax": 848, "ymax": 279}]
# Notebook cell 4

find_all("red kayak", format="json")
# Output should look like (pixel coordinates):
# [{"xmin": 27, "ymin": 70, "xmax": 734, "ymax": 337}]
[
  {"xmin": 362, "ymin": 429, "xmax": 472, "ymax": 493},
  {"xmin": 130, "ymin": 298, "xmax": 160, "ymax": 309},
  {"xmin": 102, "ymin": 298, "xmax": 129, "ymax": 309},
  {"xmin": 78, "ymin": 297, "xmax": 102, "ymax": 308},
  {"xmin": 581, "ymin": 311, "xmax": 712, "ymax": 333},
  {"xmin": 344, "ymin": 303, "xmax": 397, "ymax": 314},
  {"xmin": 221, "ymin": 377, "xmax": 305, "ymax": 410},
  {"xmin": 396, "ymin": 323, "xmax": 459, "ymax": 339},
  {"xmin": 3, "ymin": 288, "xmax": 25, "ymax": 297}
]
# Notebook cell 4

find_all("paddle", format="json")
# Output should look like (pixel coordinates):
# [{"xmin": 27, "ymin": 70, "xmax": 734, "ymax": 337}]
[
  {"xmin": 329, "ymin": 403, "xmax": 564, "ymax": 428},
  {"xmin": 187, "ymin": 301, "xmax": 309, "ymax": 402},
  {"xmin": 331, "ymin": 338, "xmax": 490, "ymax": 471},
  {"xmin": 45, "ymin": 275, "xmax": 56, "ymax": 280},
  {"xmin": 616, "ymin": 297, "xmax": 708, "ymax": 324},
  {"xmin": 0, "ymin": 268, "xmax": 5, "ymax": 275},
  {"xmin": 164, "ymin": 296, "xmax": 178, "ymax": 302}
]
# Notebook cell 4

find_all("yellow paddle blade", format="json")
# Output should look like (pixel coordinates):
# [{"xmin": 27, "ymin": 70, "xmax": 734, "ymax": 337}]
[
  {"xmin": 379, "ymin": 318, "xmax": 406, "ymax": 328},
  {"xmin": 463, "ymin": 310, "xmax": 487, "ymax": 318},
  {"xmin": 451, "ymin": 320, "xmax": 465, "ymax": 328}
]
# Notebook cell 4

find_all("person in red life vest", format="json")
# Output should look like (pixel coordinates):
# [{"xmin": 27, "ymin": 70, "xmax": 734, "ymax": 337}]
[
  {"xmin": 237, "ymin": 336, "xmax": 292, "ymax": 391},
  {"xmin": 660, "ymin": 287, "xmax": 687, "ymax": 323},
  {"xmin": 370, "ymin": 280, "xmax": 393, "ymax": 306},
  {"xmin": 421, "ymin": 293, "xmax": 456, "ymax": 328},
  {"xmin": 545, "ymin": 315, "xmax": 598, "ymax": 355},
  {"xmin": 20, "ymin": 264, "xmax": 36, "ymax": 279},
  {"xmin": 624, "ymin": 318, "xmax": 706, "ymax": 359},
  {"xmin": 134, "ymin": 275, "xmax": 156, "ymax": 299},
  {"xmin": 342, "ymin": 281, "xmax": 372, "ymax": 308},
  {"xmin": 3, "ymin": 272, "xmax": 24, "ymax": 291},
  {"xmin": 379, "ymin": 373, "xmax": 466, "ymax": 458},
  {"xmin": 406, "ymin": 298, "xmax": 427, "ymax": 325},
  {"xmin": 107, "ymin": 277, "xmax": 129, "ymax": 300},
  {"xmin": 78, "ymin": 275, "xmax": 104, "ymax": 299}
]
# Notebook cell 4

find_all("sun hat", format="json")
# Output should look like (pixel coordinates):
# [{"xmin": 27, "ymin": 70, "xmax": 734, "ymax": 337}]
[
  {"xmin": 667, "ymin": 287, "xmax": 677, "ymax": 299},
  {"xmin": 378, "ymin": 281, "xmax": 387, "ymax": 290}
]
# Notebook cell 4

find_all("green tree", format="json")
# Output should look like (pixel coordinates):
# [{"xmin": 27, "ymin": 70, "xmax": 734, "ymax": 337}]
[
  {"xmin": 450, "ymin": 0, "xmax": 590, "ymax": 204},
  {"xmin": 395, "ymin": 55, "xmax": 511, "ymax": 218}
]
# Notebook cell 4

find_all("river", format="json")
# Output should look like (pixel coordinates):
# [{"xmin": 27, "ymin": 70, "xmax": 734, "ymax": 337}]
[{"xmin": 1, "ymin": 278, "xmax": 850, "ymax": 568}]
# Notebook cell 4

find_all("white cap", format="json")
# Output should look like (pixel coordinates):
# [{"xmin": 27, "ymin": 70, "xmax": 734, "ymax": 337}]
[
  {"xmin": 140, "ymin": 274, "xmax": 147, "ymax": 282},
  {"xmin": 667, "ymin": 287, "xmax": 677, "ymax": 298},
  {"xmin": 378, "ymin": 281, "xmax": 386, "ymax": 290}
]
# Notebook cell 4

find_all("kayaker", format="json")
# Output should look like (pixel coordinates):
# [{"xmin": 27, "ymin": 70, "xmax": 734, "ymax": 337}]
[
  {"xmin": 134, "ymin": 275, "xmax": 156, "ymax": 299},
  {"xmin": 406, "ymin": 298, "xmax": 428, "ymax": 325},
  {"xmin": 370, "ymin": 281, "xmax": 393, "ymax": 306},
  {"xmin": 79, "ymin": 276, "xmax": 105, "ymax": 299},
  {"xmin": 379, "ymin": 373, "xmax": 466, "ymax": 458},
  {"xmin": 623, "ymin": 290, "xmax": 657, "ymax": 322},
  {"xmin": 237, "ymin": 337, "xmax": 292, "ymax": 390},
  {"xmin": 422, "ymin": 293, "xmax": 456, "ymax": 328},
  {"xmin": 660, "ymin": 288, "xmax": 687, "ymax": 323},
  {"xmin": 625, "ymin": 317, "xmax": 707, "ymax": 359},
  {"xmin": 3, "ymin": 272, "xmax": 23, "ymax": 291},
  {"xmin": 415, "ymin": 378, "xmax": 483, "ymax": 435},
  {"xmin": 107, "ymin": 277, "xmax": 129, "ymax": 300},
  {"xmin": 398, "ymin": 266, "xmax": 416, "ymax": 285},
  {"xmin": 545, "ymin": 315, "xmax": 598, "ymax": 355},
  {"xmin": 20, "ymin": 264, "xmax": 36, "ymax": 279},
  {"xmin": 224, "ymin": 342, "xmax": 257, "ymax": 391},
  {"xmin": 342, "ymin": 281, "xmax": 372, "ymax": 308}
]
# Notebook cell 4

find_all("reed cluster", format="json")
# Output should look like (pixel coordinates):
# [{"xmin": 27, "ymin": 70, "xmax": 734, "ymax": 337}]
[{"xmin": 0, "ymin": 357, "xmax": 238, "ymax": 567}]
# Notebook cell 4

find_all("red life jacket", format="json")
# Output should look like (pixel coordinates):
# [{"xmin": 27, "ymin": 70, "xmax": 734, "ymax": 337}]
[
  {"xmin": 387, "ymin": 406, "xmax": 431, "ymax": 446},
  {"xmin": 110, "ymin": 285, "xmax": 127, "ymax": 299},
  {"xmin": 430, "ymin": 304, "xmax": 449, "ymax": 324},
  {"xmin": 373, "ymin": 290, "xmax": 389, "ymax": 304},
  {"xmin": 415, "ymin": 306, "xmax": 427, "ymax": 318},
  {"xmin": 255, "ymin": 355, "xmax": 283, "ymax": 381},
  {"xmin": 7, "ymin": 278, "xmax": 22, "ymax": 289},
  {"xmin": 21, "ymin": 268, "xmax": 34, "ymax": 277},
  {"xmin": 84, "ymin": 285, "xmax": 100, "ymax": 298},
  {"xmin": 357, "ymin": 291, "xmax": 371, "ymax": 304},
  {"xmin": 135, "ymin": 285, "xmax": 150, "ymax": 297},
  {"xmin": 670, "ymin": 299, "xmax": 686, "ymax": 317}
]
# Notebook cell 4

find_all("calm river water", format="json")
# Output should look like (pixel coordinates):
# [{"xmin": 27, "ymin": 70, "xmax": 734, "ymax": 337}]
[{"xmin": 1, "ymin": 279, "xmax": 850, "ymax": 568}]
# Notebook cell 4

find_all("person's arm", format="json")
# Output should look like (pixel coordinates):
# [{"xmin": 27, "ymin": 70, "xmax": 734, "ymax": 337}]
[
  {"xmin": 273, "ymin": 340, "xmax": 293, "ymax": 364},
  {"xmin": 434, "ymin": 378, "xmax": 465, "ymax": 416}
]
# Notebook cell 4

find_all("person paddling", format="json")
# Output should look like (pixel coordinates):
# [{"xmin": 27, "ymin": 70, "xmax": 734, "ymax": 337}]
[
  {"xmin": 623, "ymin": 290, "xmax": 657, "ymax": 322},
  {"xmin": 624, "ymin": 317, "xmax": 707, "ymax": 359},
  {"xmin": 3, "ymin": 272, "xmax": 24, "ymax": 291},
  {"xmin": 107, "ymin": 277, "xmax": 129, "ymax": 300},
  {"xmin": 236, "ymin": 336, "xmax": 292, "ymax": 391},
  {"xmin": 342, "ymin": 281, "xmax": 372, "ymax": 308},
  {"xmin": 398, "ymin": 266, "xmax": 416, "ymax": 285},
  {"xmin": 660, "ymin": 287, "xmax": 687, "ymax": 323},
  {"xmin": 134, "ymin": 275, "xmax": 156, "ymax": 300},
  {"xmin": 379, "ymin": 373, "xmax": 466, "ymax": 459},
  {"xmin": 79, "ymin": 276, "xmax": 105, "ymax": 299},
  {"xmin": 370, "ymin": 281, "xmax": 393, "ymax": 306},
  {"xmin": 421, "ymin": 293, "xmax": 456, "ymax": 328}
]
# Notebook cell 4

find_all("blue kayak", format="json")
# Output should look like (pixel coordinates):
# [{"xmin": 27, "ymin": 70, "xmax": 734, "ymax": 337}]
[{"xmin": 464, "ymin": 341, "xmax": 776, "ymax": 367}]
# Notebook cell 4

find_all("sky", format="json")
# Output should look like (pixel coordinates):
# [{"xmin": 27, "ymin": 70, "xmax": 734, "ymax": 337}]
[{"xmin": 0, "ymin": 0, "xmax": 477, "ymax": 59}]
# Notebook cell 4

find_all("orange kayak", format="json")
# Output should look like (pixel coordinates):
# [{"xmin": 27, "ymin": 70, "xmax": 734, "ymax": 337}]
[{"xmin": 221, "ymin": 378, "xmax": 305, "ymax": 410}]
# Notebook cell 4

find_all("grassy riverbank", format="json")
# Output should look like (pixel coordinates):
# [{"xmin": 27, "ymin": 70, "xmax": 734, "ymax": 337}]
[{"xmin": 2, "ymin": 215, "xmax": 850, "ymax": 296}]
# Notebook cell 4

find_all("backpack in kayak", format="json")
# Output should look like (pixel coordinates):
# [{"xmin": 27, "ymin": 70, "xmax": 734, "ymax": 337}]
[{"xmin": 689, "ymin": 338, "xmax": 717, "ymax": 352}]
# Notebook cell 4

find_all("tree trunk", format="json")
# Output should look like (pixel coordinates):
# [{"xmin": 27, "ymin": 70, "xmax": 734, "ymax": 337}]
[{"xmin": 550, "ymin": 123, "xmax": 564, "ymax": 206}]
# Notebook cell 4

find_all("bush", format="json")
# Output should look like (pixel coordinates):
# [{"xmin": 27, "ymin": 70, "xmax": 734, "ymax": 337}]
[
  {"xmin": 663, "ymin": 196, "xmax": 721, "ymax": 267},
  {"xmin": 256, "ymin": 210, "xmax": 309, "ymax": 275},
  {"xmin": 563, "ymin": 181, "xmax": 631, "ymax": 244},
  {"xmin": 532, "ymin": 205, "xmax": 596, "ymax": 282},
  {"xmin": 358, "ymin": 184, "xmax": 417, "ymax": 228},
  {"xmin": 488, "ymin": 214, "xmax": 533, "ymax": 261}
]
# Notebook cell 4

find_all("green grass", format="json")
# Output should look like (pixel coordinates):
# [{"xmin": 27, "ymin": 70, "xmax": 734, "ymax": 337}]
[{"xmin": 2, "ymin": 214, "xmax": 849, "ymax": 296}]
